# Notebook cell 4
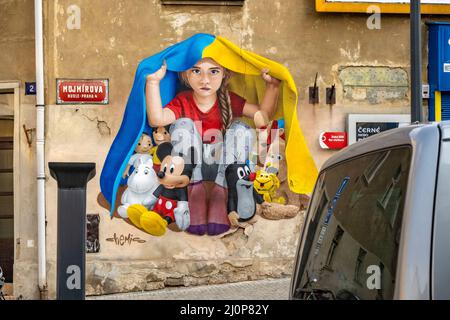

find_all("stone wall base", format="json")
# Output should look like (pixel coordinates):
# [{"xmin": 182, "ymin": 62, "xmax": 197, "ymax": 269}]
[{"xmin": 86, "ymin": 257, "xmax": 294, "ymax": 296}]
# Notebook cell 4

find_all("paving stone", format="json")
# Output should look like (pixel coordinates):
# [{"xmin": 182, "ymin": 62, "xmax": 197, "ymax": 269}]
[{"xmin": 87, "ymin": 278, "xmax": 291, "ymax": 300}]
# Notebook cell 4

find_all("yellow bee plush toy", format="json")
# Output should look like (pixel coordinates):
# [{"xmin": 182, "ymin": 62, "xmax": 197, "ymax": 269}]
[{"xmin": 253, "ymin": 169, "xmax": 285, "ymax": 204}]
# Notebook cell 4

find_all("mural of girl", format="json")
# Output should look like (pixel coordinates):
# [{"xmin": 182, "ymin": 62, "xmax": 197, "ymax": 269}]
[
  {"xmin": 99, "ymin": 33, "xmax": 318, "ymax": 236},
  {"xmin": 145, "ymin": 57, "xmax": 280, "ymax": 236}
]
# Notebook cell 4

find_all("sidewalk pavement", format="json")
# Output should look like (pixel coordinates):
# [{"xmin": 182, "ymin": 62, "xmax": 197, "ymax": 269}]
[{"xmin": 87, "ymin": 277, "xmax": 291, "ymax": 300}]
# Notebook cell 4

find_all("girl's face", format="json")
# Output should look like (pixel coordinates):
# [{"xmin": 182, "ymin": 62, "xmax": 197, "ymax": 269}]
[{"xmin": 185, "ymin": 58, "xmax": 225, "ymax": 98}]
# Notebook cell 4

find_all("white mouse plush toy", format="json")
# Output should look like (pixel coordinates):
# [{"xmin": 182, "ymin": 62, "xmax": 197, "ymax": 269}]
[{"xmin": 117, "ymin": 158, "xmax": 159, "ymax": 219}]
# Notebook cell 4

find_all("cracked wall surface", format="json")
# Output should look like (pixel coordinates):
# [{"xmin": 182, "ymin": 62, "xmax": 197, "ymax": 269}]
[
  {"xmin": 80, "ymin": 113, "xmax": 111, "ymax": 136},
  {"xmin": 339, "ymin": 66, "xmax": 409, "ymax": 104},
  {"xmin": 3, "ymin": 0, "xmax": 446, "ymax": 299}
]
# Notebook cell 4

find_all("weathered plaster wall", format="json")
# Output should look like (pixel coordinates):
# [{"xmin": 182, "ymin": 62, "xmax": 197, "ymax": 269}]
[
  {"xmin": 4, "ymin": 0, "xmax": 450, "ymax": 299},
  {"xmin": 43, "ymin": 0, "xmax": 316, "ymax": 299},
  {"xmin": 0, "ymin": 0, "xmax": 40, "ymax": 299}
]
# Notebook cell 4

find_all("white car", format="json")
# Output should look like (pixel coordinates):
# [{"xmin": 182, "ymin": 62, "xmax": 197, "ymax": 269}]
[{"xmin": 290, "ymin": 121, "xmax": 450, "ymax": 300}]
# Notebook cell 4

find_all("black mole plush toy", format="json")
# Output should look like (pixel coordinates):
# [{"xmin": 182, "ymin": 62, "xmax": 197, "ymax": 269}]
[
  {"xmin": 226, "ymin": 162, "xmax": 264, "ymax": 227},
  {"xmin": 127, "ymin": 142, "xmax": 194, "ymax": 236}
]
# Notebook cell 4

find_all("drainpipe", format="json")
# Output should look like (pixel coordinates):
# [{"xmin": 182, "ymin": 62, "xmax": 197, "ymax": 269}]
[
  {"xmin": 410, "ymin": 0, "xmax": 423, "ymax": 123},
  {"xmin": 34, "ymin": 0, "xmax": 48, "ymax": 299}
]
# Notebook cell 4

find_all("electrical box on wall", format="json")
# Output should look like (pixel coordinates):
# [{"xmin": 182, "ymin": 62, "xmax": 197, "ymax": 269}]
[
  {"xmin": 422, "ymin": 84, "xmax": 430, "ymax": 99},
  {"xmin": 427, "ymin": 22, "xmax": 450, "ymax": 121}
]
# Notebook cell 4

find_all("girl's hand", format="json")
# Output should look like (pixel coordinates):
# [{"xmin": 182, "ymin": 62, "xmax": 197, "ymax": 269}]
[
  {"xmin": 261, "ymin": 68, "xmax": 281, "ymax": 86},
  {"xmin": 147, "ymin": 60, "xmax": 167, "ymax": 84}
]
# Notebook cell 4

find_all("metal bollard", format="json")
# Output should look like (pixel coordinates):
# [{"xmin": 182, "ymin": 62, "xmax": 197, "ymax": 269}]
[{"xmin": 49, "ymin": 162, "xmax": 95, "ymax": 300}]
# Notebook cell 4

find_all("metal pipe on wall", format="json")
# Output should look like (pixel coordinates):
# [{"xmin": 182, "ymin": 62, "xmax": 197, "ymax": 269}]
[
  {"xmin": 34, "ymin": 0, "xmax": 48, "ymax": 299},
  {"xmin": 410, "ymin": 0, "xmax": 424, "ymax": 123}
]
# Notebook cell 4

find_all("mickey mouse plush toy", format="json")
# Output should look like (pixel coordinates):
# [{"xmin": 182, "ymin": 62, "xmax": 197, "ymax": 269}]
[{"xmin": 127, "ymin": 142, "xmax": 194, "ymax": 236}]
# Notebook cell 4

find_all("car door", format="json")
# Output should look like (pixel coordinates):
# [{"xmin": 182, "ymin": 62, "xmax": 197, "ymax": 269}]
[
  {"xmin": 291, "ymin": 146, "xmax": 412, "ymax": 300},
  {"xmin": 431, "ymin": 123, "xmax": 450, "ymax": 299}
]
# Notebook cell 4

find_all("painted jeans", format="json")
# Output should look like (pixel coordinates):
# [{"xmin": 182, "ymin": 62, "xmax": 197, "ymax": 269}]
[{"xmin": 169, "ymin": 118, "xmax": 254, "ymax": 235}]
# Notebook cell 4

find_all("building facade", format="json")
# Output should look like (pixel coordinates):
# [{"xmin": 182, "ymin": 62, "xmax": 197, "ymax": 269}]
[{"xmin": 1, "ymin": 0, "xmax": 448, "ymax": 299}]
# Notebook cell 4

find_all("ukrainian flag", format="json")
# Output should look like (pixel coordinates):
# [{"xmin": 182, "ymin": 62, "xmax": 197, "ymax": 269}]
[{"xmin": 100, "ymin": 33, "xmax": 317, "ymax": 215}]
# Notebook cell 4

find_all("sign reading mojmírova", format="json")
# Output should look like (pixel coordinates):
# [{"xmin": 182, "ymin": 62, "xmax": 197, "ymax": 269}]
[{"xmin": 57, "ymin": 79, "xmax": 109, "ymax": 104}]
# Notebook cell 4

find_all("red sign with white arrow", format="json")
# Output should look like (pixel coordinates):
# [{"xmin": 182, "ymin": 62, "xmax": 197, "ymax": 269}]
[{"xmin": 319, "ymin": 132, "xmax": 348, "ymax": 149}]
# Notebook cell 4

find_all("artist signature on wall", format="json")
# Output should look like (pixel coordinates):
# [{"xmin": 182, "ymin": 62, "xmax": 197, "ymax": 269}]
[{"xmin": 106, "ymin": 233, "xmax": 146, "ymax": 246}]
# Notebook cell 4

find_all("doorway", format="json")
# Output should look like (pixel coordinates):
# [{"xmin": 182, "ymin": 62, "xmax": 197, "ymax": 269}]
[
  {"xmin": 0, "ymin": 82, "xmax": 19, "ymax": 289},
  {"xmin": 0, "ymin": 116, "xmax": 13, "ymax": 283}
]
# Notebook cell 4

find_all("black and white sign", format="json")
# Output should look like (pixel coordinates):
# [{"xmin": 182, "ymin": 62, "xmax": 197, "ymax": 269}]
[
  {"xmin": 347, "ymin": 114, "xmax": 411, "ymax": 145},
  {"xmin": 356, "ymin": 122, "xmax": 400, "ymax": 141}
]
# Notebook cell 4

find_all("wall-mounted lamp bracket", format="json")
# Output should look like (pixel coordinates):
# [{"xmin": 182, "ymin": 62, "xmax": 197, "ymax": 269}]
[
  {"xmin": 326, "ymin": 84, "xmax": 336, "ymax": 106},
  {"xmin": 309, "ymin": 72, "xmax": 319, "ymax": 105},
  {"xmin": 23, "ymin": 125, "xmax": 35, "ymax": 147}
]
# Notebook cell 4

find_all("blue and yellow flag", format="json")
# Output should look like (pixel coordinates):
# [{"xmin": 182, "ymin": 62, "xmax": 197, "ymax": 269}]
[{"xmin": 100, "ymin": 33, "xmax": 317, "ymax": 214}]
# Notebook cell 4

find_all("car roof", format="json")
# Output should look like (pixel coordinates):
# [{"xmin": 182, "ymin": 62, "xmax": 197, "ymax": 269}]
[{"xmin": 321, "ymin": 121, "xmax": 450, "ymax": 171}]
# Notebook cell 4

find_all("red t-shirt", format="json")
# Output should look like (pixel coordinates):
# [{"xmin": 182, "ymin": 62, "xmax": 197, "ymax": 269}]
[{"xmin": 165, "ymin": 90, "xmax": 246, "ymax": 142}]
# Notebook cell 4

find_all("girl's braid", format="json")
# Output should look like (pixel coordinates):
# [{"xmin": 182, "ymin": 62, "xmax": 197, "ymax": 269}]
[
  {"xmin": 180, "ymin": 64, "xmax": 233, "ymax": 133},
  {"xmin": 217, "ymin": 73, "xmax": 233, "ymax": 133}
]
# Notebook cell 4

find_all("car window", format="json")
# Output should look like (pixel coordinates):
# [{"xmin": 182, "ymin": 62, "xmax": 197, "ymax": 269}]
[{"xmin": 293, "ymin": 146, "xmax": 411, "ymax": 300}]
